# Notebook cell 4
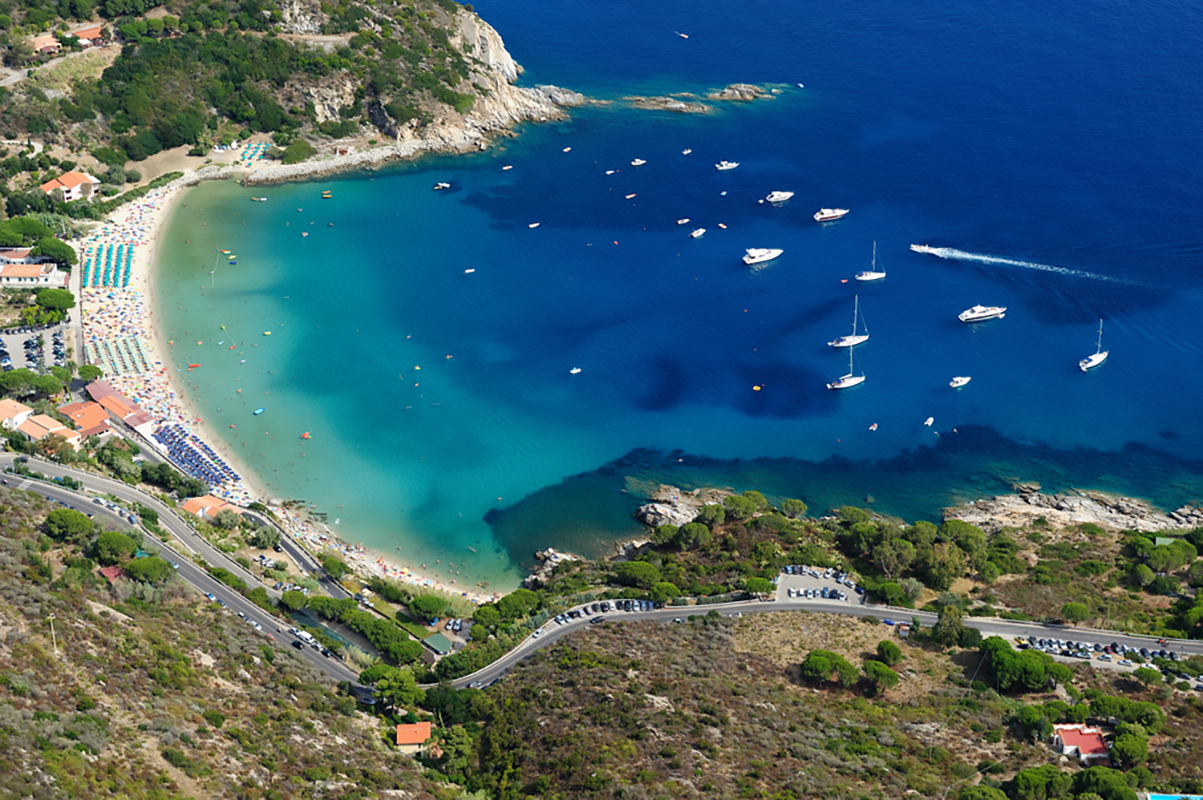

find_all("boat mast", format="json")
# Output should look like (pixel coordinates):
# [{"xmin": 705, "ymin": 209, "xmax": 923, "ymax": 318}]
[{"xmin": 1096, "ymin": 319, "xmax": 1104, "ymax": 354}]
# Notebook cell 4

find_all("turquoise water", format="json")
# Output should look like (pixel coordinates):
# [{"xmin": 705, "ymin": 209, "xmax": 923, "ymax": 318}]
[{"xmin": 156, "ymin": 0, "xmax": 1203, "ymax": 588}]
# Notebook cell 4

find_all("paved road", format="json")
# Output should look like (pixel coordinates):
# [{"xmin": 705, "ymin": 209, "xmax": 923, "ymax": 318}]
[
  {"xmin": 0, "ymin": 454, "xmax": 360, "ymax": 684},
  {"xmin": 446, "ymin": 597, "xmax": 1203, "ymax": 690}
]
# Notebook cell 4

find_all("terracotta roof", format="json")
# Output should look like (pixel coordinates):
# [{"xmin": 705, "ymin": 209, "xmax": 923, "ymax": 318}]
[
  {"xmin": 71, "ymin": 26, "xmax": 103, "ymax": 40},
  {"xmin": 86, "ymin": 380, "xmax": 119, "ymax": 401},
  {"xmin": 97, "ymin": 394, "xmax": 136, "ymax": 418},
  {"xmin": 1, "ymin": 264, "xmax": 48, "ymax": 278},
  {"xmin": 60, "ymin": 401, "xmax": 110, "ymax": 432},
  {"xmin": 180, "ymin": 495, "xmax": 242, "ymax": 519},
  {"xmin": 395, "ymin": 721, "xmax": 431, "ymax": 746},
  {"xmin": 1055, "ymin": 724, "xmax": 1109, "ymax": 757},
  {"xmin": 78, "ymin": 421, "xmax": 110, "ymax": 438},
  {"xmin": 30, "ymin": 35, "xmax": 59, "ymax": 50},
  {"xmin": 43, "ymin": 171, "xmax": 99, "ymax": 191},
  {"xmin": 0, "ymin": 248, "xmax": 32, "ymax": 260},
  {"xmin": 99, "ymin": 565, "xmax": 125, "ymax": 583},
  {"xmin": 0, "ymin": 398, "xmax": 32, "ymax": 420}
]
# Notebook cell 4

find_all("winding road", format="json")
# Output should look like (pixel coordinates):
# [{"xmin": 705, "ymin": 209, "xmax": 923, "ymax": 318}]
[{"xmin": 3, "ymin": 453, "xmax": 1199, "ymax": 694}]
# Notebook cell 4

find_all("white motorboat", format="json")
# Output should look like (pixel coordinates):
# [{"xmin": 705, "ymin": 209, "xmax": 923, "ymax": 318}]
[
  {"xmin": 949, "ymin": 376, "xmax": 971, "ymax": 388},
  {"xmin": 828, "ymin": 295, "xmax": 869, "ymax": 348},
  {"xmin": 690, "ymin": 228, "xmax": 706, "ymax": 238},
  {"xmin": 910, "ymin": 244, "xmax": 940, "ymax": 254},
  {"xmin": 502, "ymin": 165, "xmax": 513, "ymax": 170},
  {"xmin": 1079, "ymin": 318, "xmax": 1109, "ymax": 371},
  {"xmin": 743, "ymin": 248, "xmax": 783, "ymax": 266},
  {"xmin": 682, "ymin": 148, "xmax": 692, "ymax": 155},
  {"xmin": 766, "ymin": 191, "xmax": 794, "ymax": 203},
  {"xmin": 433, "ymin": 182, "xmax": 451, "ymax": 190},
  {"xmin": 569, "ymin": 367, "xmax": 582, "ymax": 375},
  {"xmin": 958, "ymin": 304, "xmax": 1006, "ymax": 323},
  {"xmin": 813, "ymin": 207, "xmax": 850, "ymax": 222},
  {"xmin": 855, "ymin": 241, "xmax": 886, "ymax": 281},
  {"xmin": 631, "ymin": 158, "xmax": 647, "ymax": 166},
  {"xmin": 715, "ymin": 160, "xmax": 739, "ymax": 171},
  {"xmin": 827, "ymin": 347, "xmax": 865, "ymax": 390},
  {"xmin": 677, "ymin": 218, "xmax": 691, "ymax": 225},
  {"xmin": 528, "ymin": 222, "xmax": 541, "ymax": 229}
]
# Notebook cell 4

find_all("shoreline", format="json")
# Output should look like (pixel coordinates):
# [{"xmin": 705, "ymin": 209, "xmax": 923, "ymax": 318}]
[{"xmin": 83, "ymin": 167, "xmax": 502, "ymax": 605}]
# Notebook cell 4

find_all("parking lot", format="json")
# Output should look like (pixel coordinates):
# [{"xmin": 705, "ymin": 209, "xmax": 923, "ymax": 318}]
[
  {"xmin": 0, "ymin": 324, "xmax": 69, "ymax": 374},
  {"xmin": 775, "ymin": 565, "xmax": 863, "ymax": 605}
]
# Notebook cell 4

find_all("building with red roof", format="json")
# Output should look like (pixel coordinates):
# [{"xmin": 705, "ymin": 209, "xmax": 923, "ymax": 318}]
[
  {"xmin": 39, "ymin": 171, "xmax": 100, "ymax": 202},
  {"xmin": 394, "ymin": 721, "xmax": 432, "ymax": 756},
  {"xmin": 59, "ymin": 401, "xmax": 112, "ymax": 439},
  {"xmin": 1052, "ymin": 723, "xmax": 1111, "ymax": 765}
]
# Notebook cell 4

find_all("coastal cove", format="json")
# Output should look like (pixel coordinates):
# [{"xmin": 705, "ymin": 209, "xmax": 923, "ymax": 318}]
[{"xmin": 149, "ymin": 0, "xmax": 1203, "ymax": 589}]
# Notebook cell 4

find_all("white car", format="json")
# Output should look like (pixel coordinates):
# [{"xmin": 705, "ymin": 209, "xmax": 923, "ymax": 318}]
[
  {"xmin": 1118, "ymin": 659, "xmax": 1133, "ymax": 666},
  {"xmin": 787, "ymin": 587, "xmax": 796, "ymax": 598}
]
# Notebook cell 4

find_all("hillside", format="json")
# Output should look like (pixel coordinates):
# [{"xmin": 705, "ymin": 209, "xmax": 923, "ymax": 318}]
[
  {"xmin": 0, "ymin": 485, "xmax": 441, "ymax": 799},
  {"xmin": 0, "ymin": 0, "xmax": 570, "ymax": 213}
]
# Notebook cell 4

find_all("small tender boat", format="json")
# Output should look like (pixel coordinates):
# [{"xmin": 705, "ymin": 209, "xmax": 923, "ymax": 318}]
[
  {"xmin": 814, "ymin": 207, "xmax": 850, "ymax": 222},
  {"xmin": 828, "ymin": 347, "xmax": 865, "ymax": 390},
  {"xmin": 924, "ymin": 416, "xmax": 934, "ymax": 426},
  {"xmin": 682, "ymin": 149, "xmax": 692, "ymax": 155},
  {"xmin": 254, "ymin": 408, "xmax": 265, "ymax": 415},
  {"xmin": 301, "ymin": 432, "xmax": 311, "ymax": 439},
  {"xmin": 765, "ymin": 191, "xmax": 794, "ymax": 203},
  {"xmin": 605, "ymin": 170, "xmax": 615, "ymax": 175},
  {"xmin": 869, "ymin": 422, "xmax": 878, "ymax": 431},
  {"xmin": 250, "ymin": 197, "xmax": 267, "ymax": 202},
  {"xmin": 464, "ymin": 269, "xmax": 475, "ymax": 274},
  {"xmin": 743, "ymin": 248, "xmax": 783, "ymax": 266},
  {"xmin": 263, "ymin": 331, "xmax": 272, "ymax": 336},
  {"xmin": 625, "ymin": 193, "xmax": 637, "ymax": 199},
  {"xmin": 563, "ymin": 146, "xmax": 572, "ymax": 152},
  {"xmin": 855, "ymin": 241, "xmax": 887, "ymax": 282},
  {"xmin": 1079, "ymin": 318, "xmax": 1109, "ymax": 371},
  {"xmin": 828, "ymin": 295, "xmax": 869, "ymax": 348},
  {"xmin": 569, "ymin": 367, "xmax": 581, "ymax": 374},
  {"xmin": 717, "ymin": 223, "xmax": 727, "ymax": 229},
  {"xmin": 677, "ymin": 218, "xmax": 691, "ymax": 225},
  {"xmin": 796, "ymin": 82, "xmax": 805, "ymax": 88},
  {"xmin": 958, "ymin": 304, "xmax": 1006, "ymax": 323},
  {"xmin": 502, "ymin": 165, "xmax": 513, "ymax": 170},
  {"xmin": 715, "ymin": 160, "xmax": 739, "ymax": 171},
  {"xmin": 631, "ymin": 158, "xmax": 646, "ymax": 167},
  {"xmin": 690, "ymin": 228, "xmax": 706, "ymax": 238},
  {"xmin": 188, "ymin": 363, "xmax": 201, "ymax": 368},
  {"xmin": 949, "ymin": 376, "xmax": 972, "ymax": 388},
  {"xmin": 528, "ymin": 222, "xmax": 541, "ymax": 228},
  {"xmin": 433, "ymin": 182, "xmax": 451, "ymax": 190},
  {"xmin": 321, "ymin": 191, "xmax": 333, "ymax": 198}
]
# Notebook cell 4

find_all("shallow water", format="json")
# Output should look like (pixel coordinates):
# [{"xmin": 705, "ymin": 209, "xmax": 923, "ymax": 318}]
[{"xmin": 156, "ymin": 0, "xmax": 1203, "ymax": 587}]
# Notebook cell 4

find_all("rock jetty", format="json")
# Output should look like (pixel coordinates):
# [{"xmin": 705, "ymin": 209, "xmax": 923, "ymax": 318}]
[
  {"xmin": 945, "ymin": 489, "xmax": 1203, "ymax": 534},
  {"xmin": 635, "ymin": 484, "xmax": 732, "ymax": 528}
]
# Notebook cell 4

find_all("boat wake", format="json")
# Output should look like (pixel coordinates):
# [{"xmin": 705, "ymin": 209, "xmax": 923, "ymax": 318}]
[{"xmin": 911, "ymin": 245, "xmax": 1128, "ymax": 284}]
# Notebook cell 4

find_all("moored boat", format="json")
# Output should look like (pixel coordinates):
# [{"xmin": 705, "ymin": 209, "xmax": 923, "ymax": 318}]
[
  {"xmin": 690, "ymin": 228, "xmax": 706, "ymax": 238},
  {"xmin": 855, "ymin": 241, "xmax": 886, "ymax": 281},
  {"xmin": 766, "ymin": 191, "xmax": 794, "ymax": 203},
  {"xmin": 828, "ymin": 295, "xmax": 869, "ymax": 348},
  {"xmin": 743, "ymin": 248, "xmax": 783, "ymax": 266},
  {"xmin": 949, "ymin": 376, "xmax": 972, "ymax": 388},
  {"xmin": 631, "ymin": 158, "xmax": 647, "ymax": 167},
  {"xmin": 827, "ymin": 347, "xmax": 865, "ymax": 390},
  {"xmin": 958, "ymin": 304, "xmax": 1007, "ymax": 323},
  {"xmin": 715, "ymin": 160, "xmax": 739, "ymax": 171},
  {"xmin": 1079, "ymin": 319, "xmax": 1109, "ymax": 371},
  {"xmin": 433, "ymin": 182, "xmax": 451, "ymax": 190},
  {"xmin": 814, "ymin": 207, "xmax": 850, "ymax": 222}
]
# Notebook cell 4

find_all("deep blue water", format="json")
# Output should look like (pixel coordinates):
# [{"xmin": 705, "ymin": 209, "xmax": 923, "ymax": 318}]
[{"xmin": 158, "ymin": 0, "xmax": 1203, "ymax": 588}]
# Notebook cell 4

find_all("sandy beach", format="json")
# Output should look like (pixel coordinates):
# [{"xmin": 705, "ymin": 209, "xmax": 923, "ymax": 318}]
[{"xmin": 82, "ymin": 163, "xmax": 500, "ymax": 605}]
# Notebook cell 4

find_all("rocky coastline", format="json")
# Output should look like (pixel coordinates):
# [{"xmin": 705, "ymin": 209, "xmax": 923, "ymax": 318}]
[
  {"xmin": 635, "ymin": 484, "xmax": 733, "ymax": 528},
  {"xmin": 944, "ymin": 487, "xmax": 1203, "ymax": 534}
]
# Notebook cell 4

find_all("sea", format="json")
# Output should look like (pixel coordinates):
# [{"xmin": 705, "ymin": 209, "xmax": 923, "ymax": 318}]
[{"xmin": 154, "ymin": 0, "xmax": 1203, "ymax": 591}]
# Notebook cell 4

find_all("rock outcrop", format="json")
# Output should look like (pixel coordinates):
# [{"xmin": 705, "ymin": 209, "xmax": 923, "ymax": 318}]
[
  {"xmin": 636, "ymin": 484, "xmax": 732, "ymax": 528},
  {"xmin": 277, "ymin": 0, "xmax": 322, "ymax": 34},
  {"xmin": 625, "ymin": 95, "xmax": 711, "ymax": 114},
  {"xmin": 945, "ymin": 490, "xmax": 1202, "ymax": 534},
  {"xmin": 706, "ymin": 83, "xmax": 773, "ymax": 101}
]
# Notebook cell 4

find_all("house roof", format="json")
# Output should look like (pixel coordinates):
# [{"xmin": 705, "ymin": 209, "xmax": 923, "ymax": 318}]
[
  {"xmin": 0, "ymin": 398, "xmax": 32, "ymax": 420},
  {"xmin": 425, "ymin": 632, "xmax": 453, "ymax": 655},
  {"xmin": 40, "ymin": 171, "xmax": 99, "ymax": 193},
  {"xmin": 71, "ymin": 26, "xmax": 103, "ymax": 40},
  {"xmin": 30, "ymin": 35, "xmax": 59, "ymax": 50},
  {"xmin": 395, "ymin": 721, "xmax": 431, "ymax": 746},
  {"xmin": 99, "ymin": 565, "xmax": 125, "ymax": 583},
  {"xmin": 60, "ymin": 401, "xmax": 110, "ymax": 432},
  {"xmin": 86, "ymin": 380, "xmax": 119, "ymax": 401},
  {"xmin": 180, "ymin": 495, "xmax": 242, "ymax": 519},
  {"xmin": 78, "ymin": 421, "xmax": 110, "ymax": 438},
  {"xmin": 0, "ymin": 263, "xmax": 49, "ymax": 278},
  {"xmin": 18, "ymin": 415, "xmax": 81, "ymax": 443},
  {"xmin": 97, "ymin": 394, "xmax": 136, "ymax": 418},
  {"xmin": 1056, "ymin": 725, "xmax": 1109, "ymax": 756},
  {"xmin": 0, "ymin": 248, "xmax": 32, "ymax": 260}
]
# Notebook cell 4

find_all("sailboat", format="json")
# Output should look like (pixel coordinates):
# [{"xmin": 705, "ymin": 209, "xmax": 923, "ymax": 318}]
[
  {"xmin": 1079, "ymin": 319, "xmax": 1108, "ymax": 371},
  {"xmin": 827, "ymin": 346, "xmax": 865, "ymax": 390},
  {"xmin": 828, "ymin": 295, "xmax": 869, "ymax": 347},
  {"xmin": 855, "ymin": 241, "xmax": 886, "ymax": 281}
]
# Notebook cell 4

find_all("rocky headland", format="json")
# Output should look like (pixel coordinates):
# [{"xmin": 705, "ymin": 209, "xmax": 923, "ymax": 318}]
[
  {"xmin": 635, "ymin": 484, "xmax": 732, "ymax": 528},
  {"xmin": 944, "ymin": 487, "xmax": 1203, "ymax": 533}
]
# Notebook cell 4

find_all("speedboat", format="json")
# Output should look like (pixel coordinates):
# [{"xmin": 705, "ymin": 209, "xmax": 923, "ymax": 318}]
[
  {"xmin": 682, "ymin": 149, "xmax": 692, "ymax": 155},
  {"xmin": 814, "ymin": 208, "xmax": 850, "ymax": 222},
  {"xmin": 910, "ymin": 244, "xmax": 940, "ymax": 254},
  {"xmin": 855, "ymin": 241, "xmax": 886, "ymax": 281},
  {"xmin": 1079, "ymin": 319, "xmax": 1108, "ymax": 371},
  {"xmin": 743, "ymin": 248, "xmax": 783, "ymax": 266},
  {"xmin": 569, "ymin": 367, "xmax": 582, "ymax": 375},
  {"xmin": 827, "ymin": 347, "xmax": 865, "ymax": 390},
  {"xmin": 690, "ymin": 228, "xmax": 706, "ymax": 238},
  {"xmin": 254, "ymin": 408, "xmax": 265, "ymax": 415},
  {"xmin": 765, "ymin": 191, "xmax": 794, "ymax": 203},
  {"xmin": 677, "ymin": 218, "xmax": 691, "ymax": 225},
  {"xmin": 828, "ymin": 295, "xmax": 869, "ymax": 348},
  {"xmin": 502, "ymin": 165, "xmax": 513, "ymax": 170},
  {"xmin": 958, "ymin": 304, "xmax": 1006, "ymax": 323},
  {"xmin": 528, "ymin": 222, "xmax": 541, "ymax": 229},
  {"xmin": 631, "ymin": 158, "xmax": 646, "ymax": 167},
  {"xmin": 715, "ymin": 161, "xmax": 739, "ymax": 171},
  {"xmin": 433, "ymin": 182, "xmax": 451, "ymax": 190},
  {"xmin": 949, "ymin": 376, "xmax": 972, "ymax": 388}
]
